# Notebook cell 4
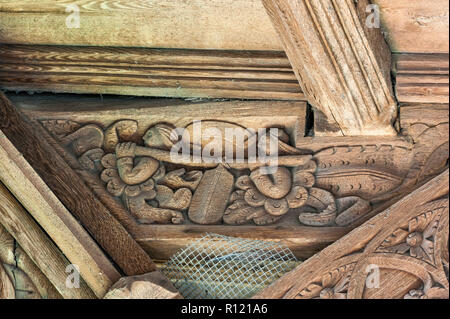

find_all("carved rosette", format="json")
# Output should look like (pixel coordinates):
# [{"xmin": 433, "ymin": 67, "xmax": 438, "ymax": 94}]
[{"xmin": 377, "ymin": 206, "xmax": 445, "ymax": 265}]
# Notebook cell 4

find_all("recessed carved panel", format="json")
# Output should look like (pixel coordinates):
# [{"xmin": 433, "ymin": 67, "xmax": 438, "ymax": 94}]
[
  {"xmin": 12, "ymin": 95, "xmax": 449, "ymax": 260},
  {"xmin": 39, "ymin": 118, "xmax": 448, "ymax": 229}
]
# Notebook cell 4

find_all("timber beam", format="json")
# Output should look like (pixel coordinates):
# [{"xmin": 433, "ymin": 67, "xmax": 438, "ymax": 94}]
[{"xmin": 262, "ymin": 0, "xmax": 398, "ymax": 136}]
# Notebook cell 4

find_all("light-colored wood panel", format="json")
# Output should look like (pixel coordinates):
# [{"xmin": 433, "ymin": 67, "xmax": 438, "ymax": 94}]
[
  {"xmin": 374, "ymin": 0, "xmax": 449, "ymax": 53},
  {"xmin": 0, "ymin": 0, "xmax": 447, "ymax": 54},
  {"xmin": 0, "ymin": 0, "xmax": 283, "ymax": 50}
]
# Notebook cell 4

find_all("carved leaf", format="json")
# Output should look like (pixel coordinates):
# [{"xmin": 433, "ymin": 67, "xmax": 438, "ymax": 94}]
[{"xmin": 188, "ymin": 165, "xmax": 234, "ymax": 225}]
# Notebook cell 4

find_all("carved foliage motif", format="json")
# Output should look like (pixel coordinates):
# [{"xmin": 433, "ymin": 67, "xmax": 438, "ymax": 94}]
[
  {"xmin": 296, "ymin": 264, "xmax": 355, "ymax": 299},
  {"xmin": 377, "ymin": 206, "xmax": 445, "ymax": 265},
  {"xmin": 40, "ymin": 118, "xmax": 448, "ymax": 227},
  {"xmin": 254, "ymin": 173, "xmax": 449, "ymax": 300}
]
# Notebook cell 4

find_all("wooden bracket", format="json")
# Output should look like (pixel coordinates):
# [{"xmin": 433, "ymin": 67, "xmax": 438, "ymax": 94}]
[{"xmin": 262, "ymin": 0, "xmax": 398, "ymax": 136}]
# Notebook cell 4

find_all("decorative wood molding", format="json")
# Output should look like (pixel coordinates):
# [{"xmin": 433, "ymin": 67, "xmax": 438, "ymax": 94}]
[
  {"xmin": 0, "ymin": 92, "xmax": 157, "ymax": 276},
  {"xmin": 394, "ymin": 53, "xmax": 449, "ymax": 104},
  {"xmin": 374, "ymin": 0, "xmax": 449, "ymax": 54},
  {"xmin": 1, "ymin": 44, "xmax": 447, "ymax": 107},
  {"xmin": 255, "ymin": 169, "xmax": 449, "ymax": 299},
  {"xmin": 10, "ymin": 93, "xmax": 448, "ymax": 261},
  {"xmin": 0, "ymin": 183, "xmax": 96, "ymax": 299},
  {"xmin": 0, "ymin": 44, "xmax": 303, "ymax": 101},
  {"xmin": 262, "ymin": 0, "xmax": 397, "ymax": 136}
]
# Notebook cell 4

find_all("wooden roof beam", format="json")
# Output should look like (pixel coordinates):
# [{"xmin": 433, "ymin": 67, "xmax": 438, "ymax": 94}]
[{"xmin": 262, "ymin": 0, "xmax": 398, "ymax": 136}]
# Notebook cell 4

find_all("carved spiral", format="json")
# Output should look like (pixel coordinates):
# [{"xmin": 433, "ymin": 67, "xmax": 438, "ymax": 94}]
[{"xmin": 250, "ymin": 167, "xmax": 292, "ymax": 199}]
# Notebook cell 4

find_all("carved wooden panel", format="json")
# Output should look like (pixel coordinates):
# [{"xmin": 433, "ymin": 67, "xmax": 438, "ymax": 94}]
[
  {"xmin": 9, "ymin": 93, "xmax": 448, "ymax": 260},
  {"xmin": 255, "ymin": 170, "xmax": 449, "ymax": 299}
]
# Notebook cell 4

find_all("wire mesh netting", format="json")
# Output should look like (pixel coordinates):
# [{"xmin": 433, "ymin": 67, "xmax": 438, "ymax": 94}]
[{"xmin": 161, "ymin": 233, "xmax": 300, "ymax": 299}]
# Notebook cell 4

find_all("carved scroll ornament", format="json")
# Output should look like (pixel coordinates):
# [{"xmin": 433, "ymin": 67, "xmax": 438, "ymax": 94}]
[
  {"xmin": 41, "ymin": 117, "xmax": 449, "ymax": 227},
  {"xmin": 254, "ymin": 170, "xmax": 449, "ymax": 299}
]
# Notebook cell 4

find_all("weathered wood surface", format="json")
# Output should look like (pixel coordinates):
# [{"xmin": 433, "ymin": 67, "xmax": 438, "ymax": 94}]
[
  {"xmin": 374, "ymin": 0, "xmax": 449, "ymax": 54},
  {"xmin": 0, "ymin": 44, "xmax": 446, "ymax": 104},
  {"xmin": 394, "ymin": 54, "xmax": 449, "ymax": 104},
  {"xmin": 0, "ymin": 183, "xmax": 96, "ymax": 299},
  {"xmin": 0, "ymin": 45, "xmax": 303, "ymax": 100},
  {"xmin": 255, "ymin": 169, "xmax": 449, "ymax": 299},
  {"xmin": 9, "ymin": 93, "xmax": 447, "ymax": 262},
  {"xmin": 262, "ymin": 0, "xmax": 397, "ymax": 136},
  {"xmin": 103, "ymin": 272, "xmax": 183, "ymax": 299},
  {"xmin": 0, "ymin": 0, "xmax": 447, "ymax": 54},
  {"xmin": 0, "ymin": 92, "xmax": 157, "ymax": 276},
  {"xmin": 400, "ymin": 104, "xmax": 449, "ymax": 132},
  {"xmin": 0, "ymin": 224, "xmax": 62, "ymax": 299},
  {"xmin": 0, "ymin": 129, "xmax": 120, "ymax": 297}
]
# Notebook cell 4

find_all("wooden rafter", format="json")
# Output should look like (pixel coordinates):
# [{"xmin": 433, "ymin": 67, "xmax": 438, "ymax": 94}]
[
  {"xmin": 0, "ymin": 92, "xmax": 157, "ymax": 276},
  {"xmin": 0, "ymin": 129, "xmax": 121, "ymax": 297},
  {"xmin": 0, "ymin": 182, "xmax": 96, "ymax": 298},
  {"xmin": 262, "ymin": 0, "xmax": 398, "ymax": 136}
]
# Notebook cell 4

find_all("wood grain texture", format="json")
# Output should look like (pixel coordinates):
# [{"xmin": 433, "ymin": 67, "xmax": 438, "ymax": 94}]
[
  {"xmin": 374, "ymin": 0, "xmax": 449, "ymax": 53},
  {"xmin": 0, "ymin": 262, "xmax": 15, "ymax": 299},
  {"xmin": 0, "ymin": 92, "xmax": 157, "ymax": 277},
  {"xmin": 255, "ymin": 169, "xmax": 449, "ymax": 299},
  {"xmin": 0, "ymin": 183, "xmax": 96, "ymax": 299},
  {"xmin": 0, "ymin": 0, "xmax": 447, "ymax": 54},
  {"xmin": 0, "ymin": 44, "xmax": 303, "ymax": 100},
  {"xmin": 0, "ymin": 0, "xmax": 283, "ymax": 50},
  {"xmin": 262, "ymin": 0, "xmax": 397, "ymax": 136},
  {"xmin": 394, "ymin": 54, "xmax": 449, "ymax": 104},
  {"xmin": 0, "ymin": 132, "xmax": 121, "ymax": 297}
]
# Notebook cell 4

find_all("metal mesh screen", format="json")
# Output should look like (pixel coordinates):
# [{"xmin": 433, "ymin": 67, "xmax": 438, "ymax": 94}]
[{"xmin": 161, "ymin": 233, "xmax": 299, "ymax": 299}]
